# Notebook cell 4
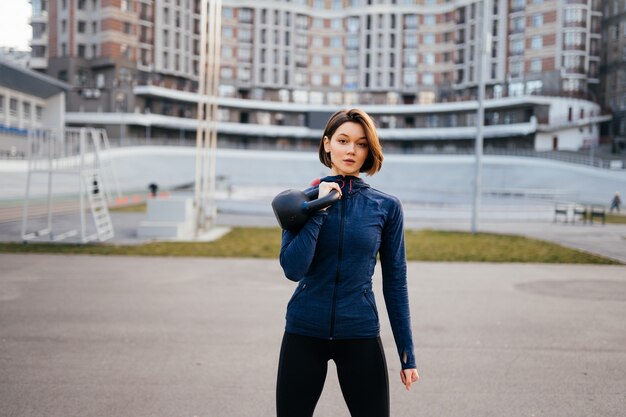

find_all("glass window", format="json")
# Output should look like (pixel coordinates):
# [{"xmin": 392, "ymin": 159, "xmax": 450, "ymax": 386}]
[
  {"xmin": 424, "ymin": 33, "xmax": 435, "ymax": 44},
  {"xmin": 422, "ymin": 72, "xmax": 434, "ymax": 85},
  {"xmin": 531, "ymin": 36, "xmax": 542, "ymax": 49},
  {"xmin": 404, "ymin": 33, "xmax": 417, "ymax": 47},
  {"xmin": 403, "ymin": 70, "xmax": 417, "ymax": 87},
  {"xmin": 531, "ymin": 59, "xmax": 542, "ymax": 72},
  {"xmin": 532, "ymin": 13, "xmax": 543, "ymax": 27},
  {"xmin": 404, "ymin": 14, "xmax": 417, "ymax": 29}
]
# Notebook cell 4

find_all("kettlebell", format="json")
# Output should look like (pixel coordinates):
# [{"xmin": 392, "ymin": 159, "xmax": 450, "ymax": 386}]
[{"xmin": 272, "ymin": 186, "xmax": 341, "ymax": 231}]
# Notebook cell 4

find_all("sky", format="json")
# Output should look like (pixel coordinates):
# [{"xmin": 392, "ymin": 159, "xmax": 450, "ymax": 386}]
[{"xmin": 0, "ymin": 0, "xmax": 32, "ymax": 50}]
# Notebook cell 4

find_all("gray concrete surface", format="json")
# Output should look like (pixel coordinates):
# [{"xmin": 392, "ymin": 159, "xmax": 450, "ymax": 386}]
[{"xmin": 1, "ymin": 254, "xmax": 625, "ymax": 417}]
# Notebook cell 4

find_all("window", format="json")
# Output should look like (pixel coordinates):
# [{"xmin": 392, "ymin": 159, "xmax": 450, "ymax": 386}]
[
  {"xmin": 424, "ymin": 15, "xmax": 435, "ymax": 26},
  {"xmin": 312, "ymin": 36, "xmax": 323, "ymax": 47},
  {"xmin": 238, "ymin": 67, "xmax": 250, "ymax": 81},
  {"xmin": 530, "ymin": 59, "xmax": 541, "ymax": 72},
  {"xmin": 78, "ymin": 21, "xmax": 86, "ymax": 33},
  {"xmin": 78, "ymin": 44, "xmax": 86, "ymax": 57},
  {"xmin": 403, "ymin": 70, "xmax": 417, "ymax": 87},
  {"xmin": 404, "ymin": 33, "xmax": 417, "ymax": 47},
  {"xmin": 510, "ymin": 60, "xmax": 523, "ymax": 76},
  {"xmin": 23, "ymin": 102, "xmax": 31, "ymax": 119},
  {"xmin": 311, "ymin": 73, "xmax": 323, "ymax": 86},
  {"xmin": 222, "ymin": 46, "xmax": 233, "ymax": 59},
  {"xmin": 237, "ymin": 46, "xmax": 251, "ymax": 61},
  {"xmin": 9, "ymin": 98, "xmax": 18, "ymax": 117},
  {"xmin": 511, "ymin": 39, "xmax": 523, "ymax": 54},
  {"xmin": 531, "ymin": 36, "xmax": 542, "ymax": 49},
  {"xmin": 347, "ymin": 16, "xmax": 360, "ymax": 33},
  {"xmin": 404, "ymin": 14, "xmax": 417, "ymax": 29},
  {"xmin": 512, "ymin": 17, "xmax": 524, "ymax": 31},
  {"xmin": 124, "ymin": 22, "xmax": 131, "ymax": 34},
  {"xmin": 422, "ymin": 72, "xmax": 434, "ymax": 85},
  {"xmin": 331, "ymin": 36, "xmax": 342, "ymax": 48},
  {"xmin": 423, "ymin": 33, "xmax": 435, "ymax": 44},
  {"xmin": 532, "ymin": 13, "xmax": 543, "ymax": 27},
  {"xmin": 330, "ymin": 74, "xmax": 341, "ymax": 86},
  {"xmin": 239, "ymin": 8, "xmax": 252, "ymax": 23},
  {"xmin": 220, "ymin": 68, "xmax": 233, "ymax": 80},
  {"xmin": 509, "ymin": 82, "xmax": 524, "ymax": 96},
  {"xmin": 423, "ymin": 53, "xmax": 435, "ymax": 65}
]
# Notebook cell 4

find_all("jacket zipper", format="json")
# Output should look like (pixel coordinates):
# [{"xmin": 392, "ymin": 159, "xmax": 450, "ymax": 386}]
[{"xmin": 329, "ymin": 196, "xmax": 346, "ymax": 339}]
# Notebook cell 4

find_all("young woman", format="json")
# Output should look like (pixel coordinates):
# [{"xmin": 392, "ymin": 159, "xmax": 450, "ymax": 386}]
[{"xmin": 276, "ymin": 109, "xmax": 419, "ymax": 417}]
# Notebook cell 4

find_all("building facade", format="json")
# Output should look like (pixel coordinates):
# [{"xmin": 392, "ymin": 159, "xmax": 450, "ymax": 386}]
[
  {"xmin": 29, "ymin": 0, "xmax": 613, "ymax": 152},
  {"xmin": 601, "ymin": 0, "xmax": 626, "ymax": 152},
  {"xmin": 0, "ymin": 59, "xmax": 69, "ymax": 157}
]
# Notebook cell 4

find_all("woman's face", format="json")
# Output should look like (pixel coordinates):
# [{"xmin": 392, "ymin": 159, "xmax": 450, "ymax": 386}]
[{"xmin": 323, "ymin": 121, "xmax": 369, "ymax": 177}]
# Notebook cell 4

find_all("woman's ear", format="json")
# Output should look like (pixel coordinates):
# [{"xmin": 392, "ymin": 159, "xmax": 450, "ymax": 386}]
[{"xmin": 323, "ymin": 136, "xmax": 330, "ymax": 153}]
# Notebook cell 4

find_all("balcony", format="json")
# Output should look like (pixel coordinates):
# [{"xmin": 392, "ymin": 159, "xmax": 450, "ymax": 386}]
[
  {"xmin": 563, "ymin": 43, "xmax": 586, "ymax": 51},
  {"xmin": 564, "ymin": 20, "xmax": 586, "ymax": 28},
  {"xmin": 564, "ymin": 66, "xmax": 586, "ymax": 74}
]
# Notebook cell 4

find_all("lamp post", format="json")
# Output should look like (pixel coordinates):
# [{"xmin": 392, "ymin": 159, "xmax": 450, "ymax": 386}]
[
  {"xmin": 471, "ymin": 0, "xmax": 491, "ymax": 234},
  {"xmin": 194, "ymin": 0, "xmax": 222, "ymax": 237}
]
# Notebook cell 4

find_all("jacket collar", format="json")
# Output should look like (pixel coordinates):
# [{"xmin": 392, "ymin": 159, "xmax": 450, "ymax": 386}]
[{"xmin": 320, "ymin": 175, "xmax": 370, "ymax": 194}]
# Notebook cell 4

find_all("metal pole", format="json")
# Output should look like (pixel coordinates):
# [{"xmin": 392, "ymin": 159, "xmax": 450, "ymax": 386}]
[
  {"xmin": 79, "ymin": 129, "xmax": 87, "ymax": 243},
  {"xmin": 194, "ymin": 0, "xmax": 209, "ymax": 236},
  {"xmin": 201, "ymin": 0, "xmax": 216, "ymax": 228},
  {"xmin": 208, "ymin": 0, "xmax": 222, "ymax": 221},
  {"xmin": 472, "ymin": 0, "xmax": 490, "ymax": 234},
  {"xmin": 21, "ymin": 130, "xmax": 35, "ymax": 240}
]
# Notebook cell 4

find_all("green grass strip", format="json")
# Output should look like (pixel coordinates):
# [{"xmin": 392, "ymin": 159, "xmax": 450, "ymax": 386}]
[{"xmin": 0, "ymin": 227, "xmax": 619, "ymax": 264}]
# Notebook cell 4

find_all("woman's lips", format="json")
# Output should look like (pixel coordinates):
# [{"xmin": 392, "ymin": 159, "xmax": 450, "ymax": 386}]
[{"xmin": 344, "ymin": 159, "xmax": 356, "ymax": 163}]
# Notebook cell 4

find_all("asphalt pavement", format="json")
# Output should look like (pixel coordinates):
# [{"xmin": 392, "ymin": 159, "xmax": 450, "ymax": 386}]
[{"xmin": 1, "ymin": 254, "xmax": 625, "ymax": 417}]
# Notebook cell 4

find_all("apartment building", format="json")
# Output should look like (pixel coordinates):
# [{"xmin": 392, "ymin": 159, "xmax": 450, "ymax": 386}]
[
  {"xmin": 29, "ymin": 0, "xmax": 610, "ymax": 152},
  {"xmin": 601, "ymin": 0, "xmax": 626, "ymax": 151}
]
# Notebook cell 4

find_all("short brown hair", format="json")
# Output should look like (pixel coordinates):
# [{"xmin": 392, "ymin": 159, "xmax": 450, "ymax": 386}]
[{"xmin": 318, "ymin": 108, "xmax": 384, "ymax": 176}]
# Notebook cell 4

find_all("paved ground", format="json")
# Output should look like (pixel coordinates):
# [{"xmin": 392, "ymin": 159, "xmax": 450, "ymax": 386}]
[{"xmin": 1, "ymin": 255, "xmax": 625, "ymax": 417}]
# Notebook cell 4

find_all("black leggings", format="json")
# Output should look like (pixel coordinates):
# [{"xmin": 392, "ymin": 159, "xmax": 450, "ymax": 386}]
[{"xmin": 276, "ymin": 332, "xmax": 389, "ymax": 417}]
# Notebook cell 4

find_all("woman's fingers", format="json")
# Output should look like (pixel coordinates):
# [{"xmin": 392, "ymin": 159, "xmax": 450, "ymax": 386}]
[
  {"xmin": 401, "ymin": 369, "xmax": 419, "ymax": 391},
  {"xmin": 318, "ymin": 182, "xmax": 342, "ymax": 199}
]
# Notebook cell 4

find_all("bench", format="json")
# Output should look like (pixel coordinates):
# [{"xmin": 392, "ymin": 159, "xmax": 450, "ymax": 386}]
[
  {"xmin": 554, "ymin": 203, "xmax": 569, "ymax": 223},
  {"xmin": 572, "ymin": 205, "xmax": 588, "ymax": 224},
  {"xmin": 589, "ymin": 205, "xmax": 606, "ymax": 225}
]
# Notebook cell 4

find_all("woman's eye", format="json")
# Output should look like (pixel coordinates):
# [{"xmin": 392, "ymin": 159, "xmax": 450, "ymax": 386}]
[{"xmin": 358, "ymin": 143, "xmax": 368, "ymax": 148}]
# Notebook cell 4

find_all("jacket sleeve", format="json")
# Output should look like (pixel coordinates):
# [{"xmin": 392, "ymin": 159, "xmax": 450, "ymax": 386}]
[
  {"xmin": 279, "ymin": 210, "xmax": 328, "ymax": 281},
  {"xmin": 379, "ymin": 198, "xmax": 416, "ymax": 370}
]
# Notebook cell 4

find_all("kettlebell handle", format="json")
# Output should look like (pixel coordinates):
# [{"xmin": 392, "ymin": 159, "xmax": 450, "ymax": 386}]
[{"xmin": 302, "ymin": 187, "xmax": 341, "ymax": 213}]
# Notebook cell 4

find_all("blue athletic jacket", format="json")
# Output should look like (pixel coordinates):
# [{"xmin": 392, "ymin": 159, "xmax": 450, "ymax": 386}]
[{"xmin": 279, "ymin": 174, "xmax": 416, "ymax": 370}]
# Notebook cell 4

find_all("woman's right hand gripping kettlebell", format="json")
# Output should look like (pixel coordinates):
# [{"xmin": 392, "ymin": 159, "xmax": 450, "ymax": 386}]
[{"xmin": 318, "ymin": 181, "xmax": 342, "ymax": 210}]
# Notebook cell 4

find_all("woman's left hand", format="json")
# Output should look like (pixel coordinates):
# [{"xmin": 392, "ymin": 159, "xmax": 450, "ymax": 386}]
[{"xmin": 400, "ymin": 368, "xmax": 419, "ymax": 391}]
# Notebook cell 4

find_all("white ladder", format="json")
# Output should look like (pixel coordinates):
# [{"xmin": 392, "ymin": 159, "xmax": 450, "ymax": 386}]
[{"xmin": 83, "ymin": 171, "xmax": 114, "ymax": 242}]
